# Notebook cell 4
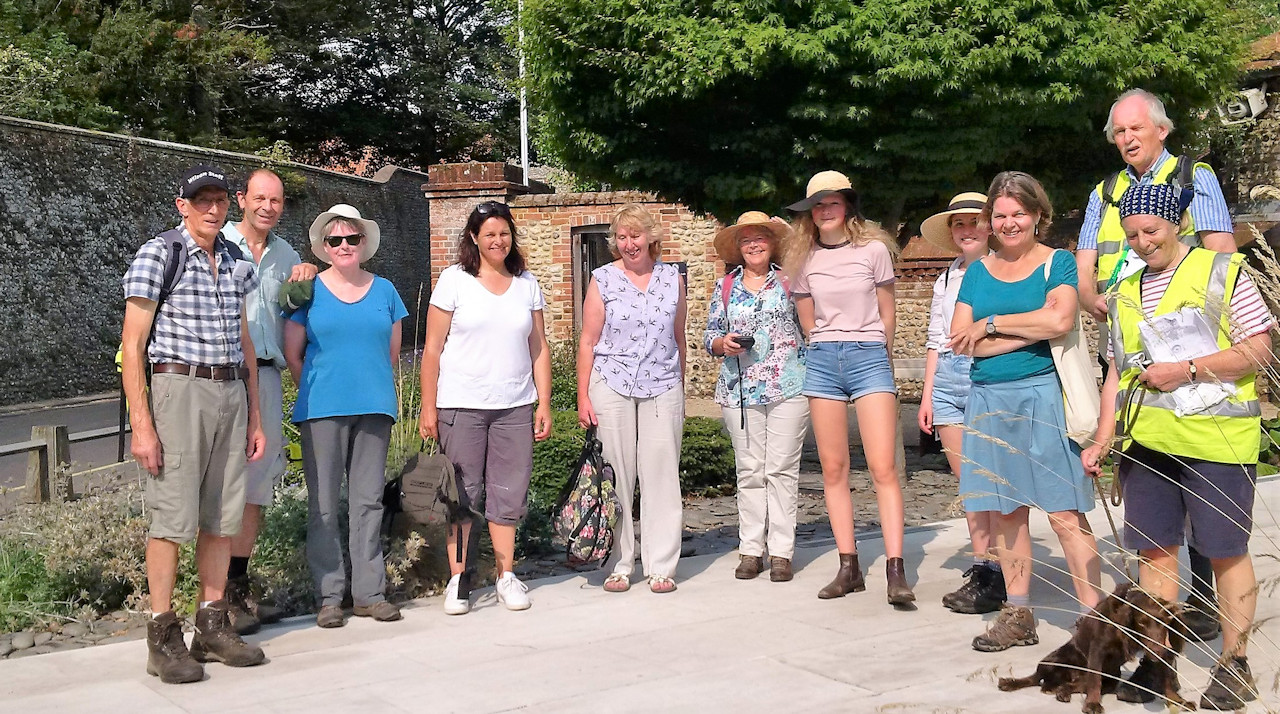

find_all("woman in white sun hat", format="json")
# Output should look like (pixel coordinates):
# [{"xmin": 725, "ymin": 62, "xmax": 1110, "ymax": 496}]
[
  {"xmin": 704, "ymin": 211, "xmax": 809, "ymax": 583},
  {"xmin": 284, "ymin": 204, "xmax": 407, "ymax": 629},
  {"xmin": 782, "ymin": 170, "xmax": 914, "ymax": 609},
  {"xmin": 917, "ymin": 192, "xmax": 1005, "ymax": 616}
]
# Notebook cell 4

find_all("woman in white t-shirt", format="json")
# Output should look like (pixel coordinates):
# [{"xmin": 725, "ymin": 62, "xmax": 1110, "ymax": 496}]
[
  {"xmin": 782, "ymin": 170, "xmax": 914, "ymax": 608},
  {"xmin": 420, "ymin": 201, "xmax": 552, "ymax": 616}
]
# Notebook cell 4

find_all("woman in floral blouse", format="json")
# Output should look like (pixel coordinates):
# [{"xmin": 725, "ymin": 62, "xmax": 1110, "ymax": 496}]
[{"xmin": 705, "ymin": 212, "xmax": 809, "ymax": 582}]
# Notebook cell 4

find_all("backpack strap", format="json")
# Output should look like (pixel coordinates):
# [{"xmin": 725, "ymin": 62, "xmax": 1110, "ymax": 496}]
[
  {"xmin": 1168, "ymin": 154, "xmax": 1196, "ymax": 213},
  {"xmin": 1100, "ymin": 170, "xmax": 1123, "ymax": 207},
  {"xmin": 720, "ymin": 272, "xmax": 735, "ymax": 315},
  {"xmin": 155, "ymin": 228, "xmax": 188, "ymax": 307}
]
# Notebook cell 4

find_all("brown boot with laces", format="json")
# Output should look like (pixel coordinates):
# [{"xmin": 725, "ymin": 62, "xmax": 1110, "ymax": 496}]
[
  {"xmin": 190, "ymin": 600, "xmax": 266, "ymax": 667},
  {"xmin": 735, "ymin": 555, "xmax": 763, "ymax": 579},
  {"xmin": 146, "ymin": 611, "xmax": 204, "ymax": 684},
  {"xmin": 817, "ymin": 553, "xmax": 865, "ymax": 599},
  {"xmin": 769, "ymin": 556, "xmax": 793, "ymax": 582},
  {"xmin": 972, "ymin": 604, "xmax": 1038, "ymax": 652}
]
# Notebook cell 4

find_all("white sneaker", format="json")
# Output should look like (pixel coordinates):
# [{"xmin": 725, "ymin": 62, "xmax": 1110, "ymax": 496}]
[
  {"xmin": 443, "ymin": 574, "xmax": 470, "ymax": 615},
  {"xmin": 495, "ymin": 572, "xmax": 531, "ymax": 611}
]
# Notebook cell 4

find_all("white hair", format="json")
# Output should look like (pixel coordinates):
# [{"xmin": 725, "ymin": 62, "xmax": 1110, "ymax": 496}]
[{"xmin": 1104, "ymin": 89, "xmax": 1175, "ymax": 144}]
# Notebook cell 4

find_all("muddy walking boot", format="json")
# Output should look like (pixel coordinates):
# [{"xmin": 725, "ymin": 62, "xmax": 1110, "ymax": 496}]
[
  {"xmin": 190, "ymin": 601, "xmax": 266, "ymax": 667},
  {"xmin": 224, "ymin": 576, "xmax": 261, "ymax": 635},
  {"xmin": 146, "ymin": 611, "xmax": 204, "ymax": 684},
  {"xmin": 972, "ymin": 604, "xmax": 1039, "ymax": 652},
  {"xmin": 1115, "ymin": 654, "xmax": 1176, "ymax": 704},
  {"xmin": 885, "ymin": 557, "xmax": 916, "ymax": 608},
  {"xmin": 945, "ymin": 564, "xmax": 1006, "ymax": 614},
  {"xmin": 817, "ymin": 553, "xmax": 865, "ymax": 599},
  {"xmin": 1200, "ymin": 656, "xmax": 1257, "ymax": 710}
]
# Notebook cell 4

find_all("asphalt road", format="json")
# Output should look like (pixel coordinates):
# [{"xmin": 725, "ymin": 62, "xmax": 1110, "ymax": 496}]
[{"xmin": 0, "ymin": 397, "xmax": 130, "ymax": 490}]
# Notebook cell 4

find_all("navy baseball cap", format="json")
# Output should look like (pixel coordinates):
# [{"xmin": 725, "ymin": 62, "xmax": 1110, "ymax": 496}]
[{"xmin": 178, "ymin": 165, "xmax": 230, "ymax": 199}]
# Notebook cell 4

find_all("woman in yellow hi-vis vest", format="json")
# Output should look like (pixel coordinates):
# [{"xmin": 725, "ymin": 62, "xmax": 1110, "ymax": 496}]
[{"xmin": 1082, "ymin": 184, "xmax": 1273, "ymax": 711}]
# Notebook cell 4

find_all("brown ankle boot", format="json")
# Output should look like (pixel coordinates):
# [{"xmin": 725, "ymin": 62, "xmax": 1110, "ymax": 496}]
[
  {"xmin": 886, "ymin": 557, "xmax": 916, "ymax": 607},
  {"xmin": 817, "ymin": 553, "xmax": 865, "ymax": 599},
  {"xmin": 190, "ymin": 600, "xmax": 266, "ymax": 667},
  {"xmin": 146, "ymin": 611, "xmax": 204, "ymax": 684}
]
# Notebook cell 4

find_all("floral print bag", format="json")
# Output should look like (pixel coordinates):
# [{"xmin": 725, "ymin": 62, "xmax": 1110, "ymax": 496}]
[{"xmin": 553, "ymin": 427, "xmax": 621, "ymax": 566}]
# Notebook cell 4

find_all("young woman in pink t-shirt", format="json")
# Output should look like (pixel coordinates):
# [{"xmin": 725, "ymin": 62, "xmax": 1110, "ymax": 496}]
[{"xmin": 783, "ymin": 171, "xmax": 914, "ymax": 608}]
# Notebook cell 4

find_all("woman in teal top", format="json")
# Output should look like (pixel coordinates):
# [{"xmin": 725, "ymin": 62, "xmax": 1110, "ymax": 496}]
[
  {"xmin": 284, "ymin": 204, "xmax": 408, "ymax": 629},
  {"xmin": 948, "ymin": 173, "xmax": 1100, "ymax": 654}
]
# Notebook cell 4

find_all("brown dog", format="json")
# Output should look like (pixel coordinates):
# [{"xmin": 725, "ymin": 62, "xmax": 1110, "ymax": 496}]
[{"xmin": 997, "ymin": 583, "xmax": 1193, "ymax": 713}]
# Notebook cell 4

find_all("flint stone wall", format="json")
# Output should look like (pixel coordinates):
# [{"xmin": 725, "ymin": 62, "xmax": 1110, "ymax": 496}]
[{"xmin": 0, "ymin": 116, "xmax": 429, "ymax": 405}]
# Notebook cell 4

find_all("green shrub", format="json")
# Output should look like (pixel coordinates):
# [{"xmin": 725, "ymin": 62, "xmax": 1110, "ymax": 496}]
[
  {"xmin": 1260, "ymin": 416, "xmax": 1280, "ymax": 477},
  {"xmin": 680, "ymin": 416, "xmax": 736, "ymax": 495},
  {"xmin": 518, "ymin": 410, "xmax": 586, "ymax": 557},
  {"xmin": 0, "ymin": 539, "xmax": 73, "ymax": 631},
  {"xmin": 549, "ymin": 340, "xmax": 578, "ymax": 411}
]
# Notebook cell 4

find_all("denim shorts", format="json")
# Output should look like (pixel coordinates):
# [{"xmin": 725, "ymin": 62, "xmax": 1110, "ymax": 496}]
[
  {"xmin": 931, "ymin": 351, "xmax": 972, "ymax": 426},
  {"xmin": 802, "ymin": 341, "xmax": 897, "ymax": 402}
]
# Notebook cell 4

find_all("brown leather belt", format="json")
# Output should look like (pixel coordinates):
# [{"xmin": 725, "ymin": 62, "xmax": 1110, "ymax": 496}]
[{"xmin": 152, "ymin": 363, "xmax": 246, "ymax": 381}]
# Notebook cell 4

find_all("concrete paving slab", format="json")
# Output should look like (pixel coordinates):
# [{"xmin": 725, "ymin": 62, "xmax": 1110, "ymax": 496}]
[{"xmin": 2, "ymin": 478, "xmax": 1278, "ymax": 713}]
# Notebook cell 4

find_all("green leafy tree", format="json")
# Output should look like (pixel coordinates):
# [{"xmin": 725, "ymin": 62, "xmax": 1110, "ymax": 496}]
[
  {"xmin": 241, "ymin": 0, "xmax": 518, "ymax": 171},
  {"xmin": 521, "ymin": 0, "xmax": 1252, "ymax": 224}
]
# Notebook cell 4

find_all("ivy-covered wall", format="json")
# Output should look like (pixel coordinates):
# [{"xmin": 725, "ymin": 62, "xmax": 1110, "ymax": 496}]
[{"xmin": 0, "ymin": 116, "xmax": 430, "ymax": 406}]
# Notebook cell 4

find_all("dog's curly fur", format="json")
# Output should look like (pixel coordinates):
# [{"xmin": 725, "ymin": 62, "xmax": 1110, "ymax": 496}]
[{"xmin": 997, "ymin": 583, "xmax": 1194, "ymax": 713}]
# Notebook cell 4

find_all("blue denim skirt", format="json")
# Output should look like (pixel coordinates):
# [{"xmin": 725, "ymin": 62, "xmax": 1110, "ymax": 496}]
[
  {"xmin": 959, "ymin": 372, "xmax": 1093, "ymax": 516},
  {"xmin": 801, "ymin": 341, "xmax": 897, "ymax": 402}
]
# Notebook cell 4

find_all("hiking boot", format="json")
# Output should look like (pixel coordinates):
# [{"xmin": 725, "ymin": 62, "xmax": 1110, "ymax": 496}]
[
  {"xmin": 224, "ymin": 575, "xmax": 261, "ymax": 636},
  {"xmin": 972, "ymin": 604, "xmax": 1038, "ymax": 652},
  {"xmin": 769, "ymin": 556, "xmax": 793, "ymax": 582},
  {"xmin": 1200, "ymin": 656, "xmax": 1257, "ymax": 710},
  {"xmin": 735, "ymin": 555, "xmax": 763, "ymax": 580},
  {"xmin": 353, "ymin": 601, "xmax": 402, "ymax": 622},
  {"xmin": 146, "ymin": 611, "xmax": 204, "ymax": 684},
  {"xmin": 443, "ymin": 573, "xmax": 471, "ymax": 615},
  {"xmin": 189, "ymin": 601, "xmax": 266, "ymax": 667},
  {"xmin": 886, "ymin": 557, "xmax": 916, "ymax": 607},
  {"xmin": 1182, "ymin": 599, "xmax": 1221, "ymax": 643},
  {"xmin": 947, "ymin": 565, "xmax": 1006, "ymax": 614},
  {"xmin": 1116, "ymin": 655, "xmax": 1171, "ymax": 704},
  {"xmin": 316, "ymin": 605, "xmax": 345, "ymax": 628},
  {"xmin": 496, "ymin": 572, "xmax": 531, "ymax": 611},
  {"xmin": 817, "ymin": 553, "xmax": 865, "ymax": 599}
]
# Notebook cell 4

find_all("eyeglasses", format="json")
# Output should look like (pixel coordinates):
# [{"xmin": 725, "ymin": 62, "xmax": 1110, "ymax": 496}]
[
  {"xmin": 476, "ymin": 201, "xmax": 511, "ymax": 217},
  {"xmin": 183, "ymin": 195, "xmax": 230, "ymax": 211},
  {"xmin": 737, "ymin": 234, "xmax": 772, "ymax": 246},
  {"xmin": 325, "ymin": 234, "xmax": 364, "ymax": 247}
]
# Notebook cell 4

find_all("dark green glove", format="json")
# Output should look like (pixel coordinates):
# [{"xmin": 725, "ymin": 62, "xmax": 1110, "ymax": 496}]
[{"xmin": 279, "ymin": 278, "xmax": 314, "ymax": 314}]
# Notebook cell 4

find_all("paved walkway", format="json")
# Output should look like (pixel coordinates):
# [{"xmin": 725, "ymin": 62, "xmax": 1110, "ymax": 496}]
[{"xmin": 3, "ymin": 481, "xmax": 1279, "ymax": 713}]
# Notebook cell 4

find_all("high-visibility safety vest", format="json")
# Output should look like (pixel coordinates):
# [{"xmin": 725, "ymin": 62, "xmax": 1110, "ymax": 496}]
[
  {"xmin": 1093, "ymin": 154, "xmax": 1213, "ymax": 294},
  {"xmin": 1109, "ymin": 248, "xmax": 1260, "ymax": 464}
]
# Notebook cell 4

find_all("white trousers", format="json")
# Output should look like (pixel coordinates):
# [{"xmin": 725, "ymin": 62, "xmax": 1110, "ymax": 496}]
[
  {"xmin": 589, "ymin": 372, "xmax": 685, "ymax": 579},
  {"xmin": 722, "ymin": 396, "xmax": 809, "ymax": 559}
]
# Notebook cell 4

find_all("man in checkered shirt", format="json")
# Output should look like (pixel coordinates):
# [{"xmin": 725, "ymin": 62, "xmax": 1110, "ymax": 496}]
[{"xmin": 121, "ymin": 164, "xmax": 269, "ymax": 684}]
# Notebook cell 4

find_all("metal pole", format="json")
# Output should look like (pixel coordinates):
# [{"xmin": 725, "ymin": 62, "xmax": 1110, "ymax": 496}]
[{"xmin": 518, "ymin": 0, "xmax": 530, "ymax": 186}]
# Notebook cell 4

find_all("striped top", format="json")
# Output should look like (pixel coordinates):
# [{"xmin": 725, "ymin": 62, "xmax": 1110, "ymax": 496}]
[
  {"xmin": 122, "ymin": 224, "xmax": 259, "ymax": 366},
  {"xmin": 1107, "ymin": 261, "xmax": 1273, "ymax": 359},
  {"xmin": 1077, "ymin": 149, "xmax": 1232, "ymax": 251}
]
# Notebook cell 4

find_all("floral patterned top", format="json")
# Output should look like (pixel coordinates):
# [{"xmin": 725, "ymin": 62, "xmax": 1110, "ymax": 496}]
[
  {"xmin": 703, "ymin": 265, "xmax": 806, "ymax": 407},
  {"xmin": 591, "ymin": 261, "xmax": 683, "ymax": 398}
]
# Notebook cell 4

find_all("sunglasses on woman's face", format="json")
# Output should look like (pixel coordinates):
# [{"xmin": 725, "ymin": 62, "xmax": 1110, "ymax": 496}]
[{"xmin": 325, "ymin": 233, "xmax": 364, "ymax": 247}]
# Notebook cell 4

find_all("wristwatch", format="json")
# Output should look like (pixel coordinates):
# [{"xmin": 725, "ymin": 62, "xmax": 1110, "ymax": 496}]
[
  {"xmin": 1188, "ymin": 360, "xmax": 1198, "ymax": 382},
  {"xmin": 985, "ymin": 314, "xmax": 998, "ymax": 336}
]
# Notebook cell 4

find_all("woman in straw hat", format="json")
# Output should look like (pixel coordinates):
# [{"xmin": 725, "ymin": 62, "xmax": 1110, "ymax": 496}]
[
  {"xmin": 947, "ymin": 172, "xmax": 1101, "ymax": 652},
  {"xmin": 783, "ymin": 170, "xmax": 915, "ymax": 608},
  {"xmin": 917, "ymin": 192, "xmax": 1005, "ymax": 615},
  {"xmin": 420, "ymin": 200, "xmax": 552, "ymax": 616},
  {"xmin": 704, "ymin": 212, "xmax": 809, "ymax": 582},
  {"xmin": 285, "ymin": 204, "xmax": 407, "ymax": 628}
]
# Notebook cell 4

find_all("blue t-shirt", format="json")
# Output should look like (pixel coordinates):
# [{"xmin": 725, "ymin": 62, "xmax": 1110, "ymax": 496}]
[
  {"xmin": 957, "ymin": 250, "xmax": 1077, "ymax": 385},
  {"xmin": 289, "ymin": 275, "xmax": 409, "ymax": 422}
]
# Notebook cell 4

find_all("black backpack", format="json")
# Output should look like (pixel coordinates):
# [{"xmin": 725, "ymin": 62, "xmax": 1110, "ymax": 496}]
[{"xmin": 1099, "ymin": 155, "xmax": 1194, "ymax": 211}]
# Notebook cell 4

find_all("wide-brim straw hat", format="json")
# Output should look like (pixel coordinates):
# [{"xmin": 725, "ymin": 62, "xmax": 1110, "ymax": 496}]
[
  {"xmin": 786, "ymin": 170, "xmax": 861, "ymax": 214},
  {"xmin": 308, "ymin": 204, "xmax": 381, "ymax": 264},
  {"xmin": 920, "ymin": 192, "xmax": 988, "ymax": 254},
  {"xmin": 713, "ymin": 211, "xmax": 793, "ymax": 264}
]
